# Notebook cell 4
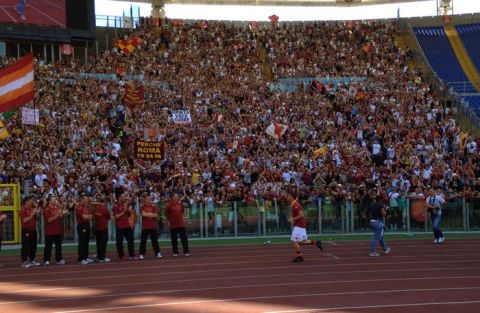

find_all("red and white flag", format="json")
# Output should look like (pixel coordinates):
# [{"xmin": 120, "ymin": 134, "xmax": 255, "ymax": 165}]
[
  {"xmin": 0, "ymin": 54, "xmax": 34, "ymax": 113},
  {"xmin": 265, "ymin": 121, "xmax": 288, "ymax": 139},
  {"xmin": 268, "ymin": 15, "xmax": 279, "ymax": 26},
  {"xmin": 60, "ymin": 44, "xmax": 74, "ymax": 55}
]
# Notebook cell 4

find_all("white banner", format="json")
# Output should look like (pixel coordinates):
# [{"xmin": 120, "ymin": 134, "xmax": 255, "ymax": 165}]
[
  {"xmin": 21, "ymin": 108, "xmax": 40, "ymax": 125},
  {"xmin": 171, "ymin": 110, "xmax": 192, "ymax": 125}
]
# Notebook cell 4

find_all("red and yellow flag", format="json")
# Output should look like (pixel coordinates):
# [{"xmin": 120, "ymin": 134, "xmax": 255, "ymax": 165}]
[
  {"xmin": 0, "ymin": 54, "xmax": 34, "ymax": 113},
  {"xmin": 114, "ymin": 37, "xmax": 143, "ymax": 54}
]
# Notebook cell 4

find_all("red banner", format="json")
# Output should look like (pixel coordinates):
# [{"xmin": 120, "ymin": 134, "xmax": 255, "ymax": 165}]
[{"xmin": 123, "ymin": 82, "xmax": 144, "ymax": 110}]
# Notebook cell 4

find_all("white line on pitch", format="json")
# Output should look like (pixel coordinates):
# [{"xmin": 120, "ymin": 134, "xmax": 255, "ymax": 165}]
[
  {"xmin": 265, "ymin": 300, "xmax": 480, "ymax": 313},
  {"xmin": 53, "ymin": 287, "xmax": 480, "ymax": 313},
  {"xmin": 0, "ymin": 266, "xmax": 474, "ymax": 295},
  {"xmin": 0, "ymin": 256, "xmax": 479, "ymax": 282},
  {"xmin": 2, "ymin": 275, "xmax": 480, "ymax": 306},
  {"xmin": 326, "ymin": 253, "xmax": 340, "ymax": 259}
]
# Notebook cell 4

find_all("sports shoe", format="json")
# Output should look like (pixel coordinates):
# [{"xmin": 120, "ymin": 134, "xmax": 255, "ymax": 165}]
[
  {"xmin": 369, "ymin": 252, "xmax": 380, "ymax": 257},
  {"xmin": 184, "ymin": 253, "xmax": 190, "ymax": 257},
  {"xmin": 30, "ymin": 260, "xmax": 40, "ymax": 267},
  {"xmin": 86, "ymin": 258, "xmax": 94, "ymax": 264},
  {"xmin": 21, "ymin": 261, "xmax": 32, "ymax": 268},
  {"xmin": 79, "ymin": 260, "xmax": 89, "ymax": 265},
  {"xmin": 139, "ymin": 254, "xmax": 145, "ymax": 260},
  {"xmin": 173, "ymin": 253, "xmax": 178, "ymax": 257},
  {"xmin": 56, "ymin": 259, "xmax": 66, "ymax": 265},
  {"xmin": 433, "ymin": 239, "xmax": 439, "ymax": 244},
  {"xmin": 15, "ymin": 7, "xmax": 26, "ymax": 20},
  {"xmin": 438, "ymin": 237, "xmax": 445, "ymax": 243},
  {"xmin": 44, "ymin": 261, "xmax": 50, "ymax": 267},
  {"xmin": 128, "ymin": 256, "xmax": 138, "ymax": 260},
  {"xmin": 156, "ymin": 253, "xmax": 163, "ymax": 259},
  {"xmin": 97, "ymin": 257, "xmax": 111, "ymax": 263},
  {"xmin": 291, "ymin": 256, "xmax": 304, "ymax": 262},
  {"xmin": 384, "ymin": 248, "xmax": 391, "ymax": 255},
  {"xmin": 316, "ymin": 240, "xmax": 323, "ymax": 251}
]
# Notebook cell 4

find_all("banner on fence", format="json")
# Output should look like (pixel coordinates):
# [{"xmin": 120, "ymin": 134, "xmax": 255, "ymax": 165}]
[
  {"xmin": 134, "ymin": 140, "xmax": 166, "ymax": 160},
  {"xmin": 21, "ymin": 107, "xmax": 40, "ymax": 125},
  {"xmin": 171, "ymin": 110, "xmax": 192, "ymax": 125},
  {"xmin": 411, "ymin": 199, "xmax": 426, "ymax": 223}
]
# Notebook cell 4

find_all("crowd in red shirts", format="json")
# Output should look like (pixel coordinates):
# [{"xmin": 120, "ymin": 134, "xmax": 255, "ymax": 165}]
[{"xmin": 0, "ymin": 19, "xmax": 479, "ymax": 267}]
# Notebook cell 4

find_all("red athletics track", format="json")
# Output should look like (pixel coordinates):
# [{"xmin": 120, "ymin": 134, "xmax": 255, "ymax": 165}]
[
  {"xmin": 0, "ymin": 239, "xmax": 479, "ymax": 313},
  {"xmin": 0, "ymin": 0, "xmax": 65, "ymax": 28}
]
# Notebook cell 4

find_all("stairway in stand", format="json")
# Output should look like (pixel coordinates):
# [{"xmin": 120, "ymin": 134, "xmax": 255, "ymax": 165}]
[{"xmin": 445, "ymin": 26, "xmax": 480, "ymax": 92}]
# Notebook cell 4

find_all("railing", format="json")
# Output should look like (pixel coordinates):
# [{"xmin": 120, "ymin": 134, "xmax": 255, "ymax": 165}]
[
  {"xmin": 447, "ymin": 81, "xmax": 480, "ymax": 94},
  {"xmin": 96, "ymin": 15, "xmax": 142, "ymax": 29},
  {"xmin": 21, "ymin": 195, "xmax": 480, "ymax": 245}
]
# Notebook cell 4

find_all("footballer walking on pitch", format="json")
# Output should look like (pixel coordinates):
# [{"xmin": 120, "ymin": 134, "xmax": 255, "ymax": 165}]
[{"xmin": 285, "ymin": 192, "xmax": 323, "ymax": 262}]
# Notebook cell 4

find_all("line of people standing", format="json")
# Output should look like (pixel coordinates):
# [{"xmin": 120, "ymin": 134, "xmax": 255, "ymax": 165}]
[{"xmin": 16, "ymin": 192, "xmax": 190, "ymax": 268}]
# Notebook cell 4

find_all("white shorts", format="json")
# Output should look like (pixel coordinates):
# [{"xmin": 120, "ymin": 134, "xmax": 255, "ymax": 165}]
[{"xmin": 291, "ymin": 226, "xmax": 308, "ymax": 242}]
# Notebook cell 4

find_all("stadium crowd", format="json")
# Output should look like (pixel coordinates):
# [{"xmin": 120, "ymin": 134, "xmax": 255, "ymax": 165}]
[{"xmin": 0, "ymin": 19, "xmax": 479, "ymax": 236}]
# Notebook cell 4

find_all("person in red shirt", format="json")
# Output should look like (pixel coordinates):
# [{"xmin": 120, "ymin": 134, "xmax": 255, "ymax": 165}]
[
  {"xmin": 285, "ymin": 192, "xmax": 323, "ymax": 262},
  {"xmin": 94, "ymin": 195, "xmax": 111, "ymax": 263},
  {"xmin": 0, "ymin": 211, "xmax": 6, "ymax": 268},
  {"xmin": 76, "ymin": 195, "xmax": 93, "ymax": 265},
  {"xmin": 139, "ymin": 196, "xmax": 162, "ymax": 260},
  {"xmin": 112, "ymin": 192, "xmax": 136, "ymax": 260},
  {"xmin": 19, "ymin": 196, "xmax": 41, "ymax": 268},
  {"xmin": 43, "ymin": 196, "xmax": 68, "ymax": 266},
  {"xmin": 165, "ymin": 192, "xmax": 190, "ymax": 257}
]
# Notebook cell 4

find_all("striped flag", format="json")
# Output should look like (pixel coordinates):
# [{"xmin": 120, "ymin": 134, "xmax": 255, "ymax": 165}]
[{"xmin": 0, "ymin": 54, "xmax": 34, "ymax": 113}]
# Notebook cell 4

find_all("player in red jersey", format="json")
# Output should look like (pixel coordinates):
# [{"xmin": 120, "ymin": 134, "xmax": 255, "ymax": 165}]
[{"xmin": 285, "ymin": 192, "xmax": 323, "ymax": 262}]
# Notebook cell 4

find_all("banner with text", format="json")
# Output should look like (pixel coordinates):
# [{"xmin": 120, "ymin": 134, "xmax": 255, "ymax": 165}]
[
  {"xmin": 134, "ymin": 141, "xmax": 166, "ymax": 160},
  {"xmin": 171, "ymin": 110, "xmax": 192, "ymax": 125},
  {"xmin": 21, "ymin": 108, "xmax": 40, "ymax": 125}
]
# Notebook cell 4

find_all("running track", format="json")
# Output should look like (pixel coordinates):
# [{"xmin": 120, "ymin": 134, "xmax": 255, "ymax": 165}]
[
  {"xmin": 0, "ymin": 239, "xmax": 479, "ymax": 313},
  {"xmin": 0, "ymin": 0, "xmax": 65, "ymax": 28}
]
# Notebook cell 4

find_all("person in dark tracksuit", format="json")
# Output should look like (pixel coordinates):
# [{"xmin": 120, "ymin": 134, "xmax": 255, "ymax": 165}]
[
  {"xmin": 19, "ymin": 196, "xmax": 40, "ymax": 268},
  {"xmin": 94, "ymin": 196, "xmax": 111, "ymax": 263},
  {"xmin": 76, "ymin": 195, "xmax": 93, "ymax": 265}
]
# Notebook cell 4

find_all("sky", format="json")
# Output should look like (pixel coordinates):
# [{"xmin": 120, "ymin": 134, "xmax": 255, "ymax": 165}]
[{"xmin": 94, "ymin": 0, "xmax": 480, "ymax": 22}]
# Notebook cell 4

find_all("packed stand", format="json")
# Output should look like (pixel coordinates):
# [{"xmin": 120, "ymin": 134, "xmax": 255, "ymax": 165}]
[{"xmin": 0, "ymin": 20, "xmax": 479, "ymax": 236}]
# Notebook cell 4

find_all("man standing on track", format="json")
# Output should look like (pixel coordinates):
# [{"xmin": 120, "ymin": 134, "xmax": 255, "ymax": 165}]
[
  {"xmin": 285, "ymin": 192, "xmax": 323, "ymax": 262},
  {"xmin": 369, "ymin": 195, "xmax": 391, "ymax": 257},
  {"xmin": 113, "ymin": 192, "xmax": 136, "ymax": 260},
  {"xmin": 43, "ymin": 196, "xmax": 68, "ymax": 266},
  {"xmin": 426, "ymin": 188, "xmax": 446, "ymax": 244},
  {"xmin": 165, "ymin": 192, "xmax": 190, "ymax": 257},
  {"xmin": 19, "ymin": 196, "xmax": 41, "ymax": 268},
  {"xmin": 0, "ymin": 211, "xmax": 6, "ymax": 268},
  {"xmin": 139, "ymin": 195, "xmax": 162, "ymax": 260},
  {"xmin": 76, "ymin": 195, "xmax": 93, "ymax": 265},
  {"xmin": 94, "ymin": 195, "xmax": 111, "ymax": 263}
]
